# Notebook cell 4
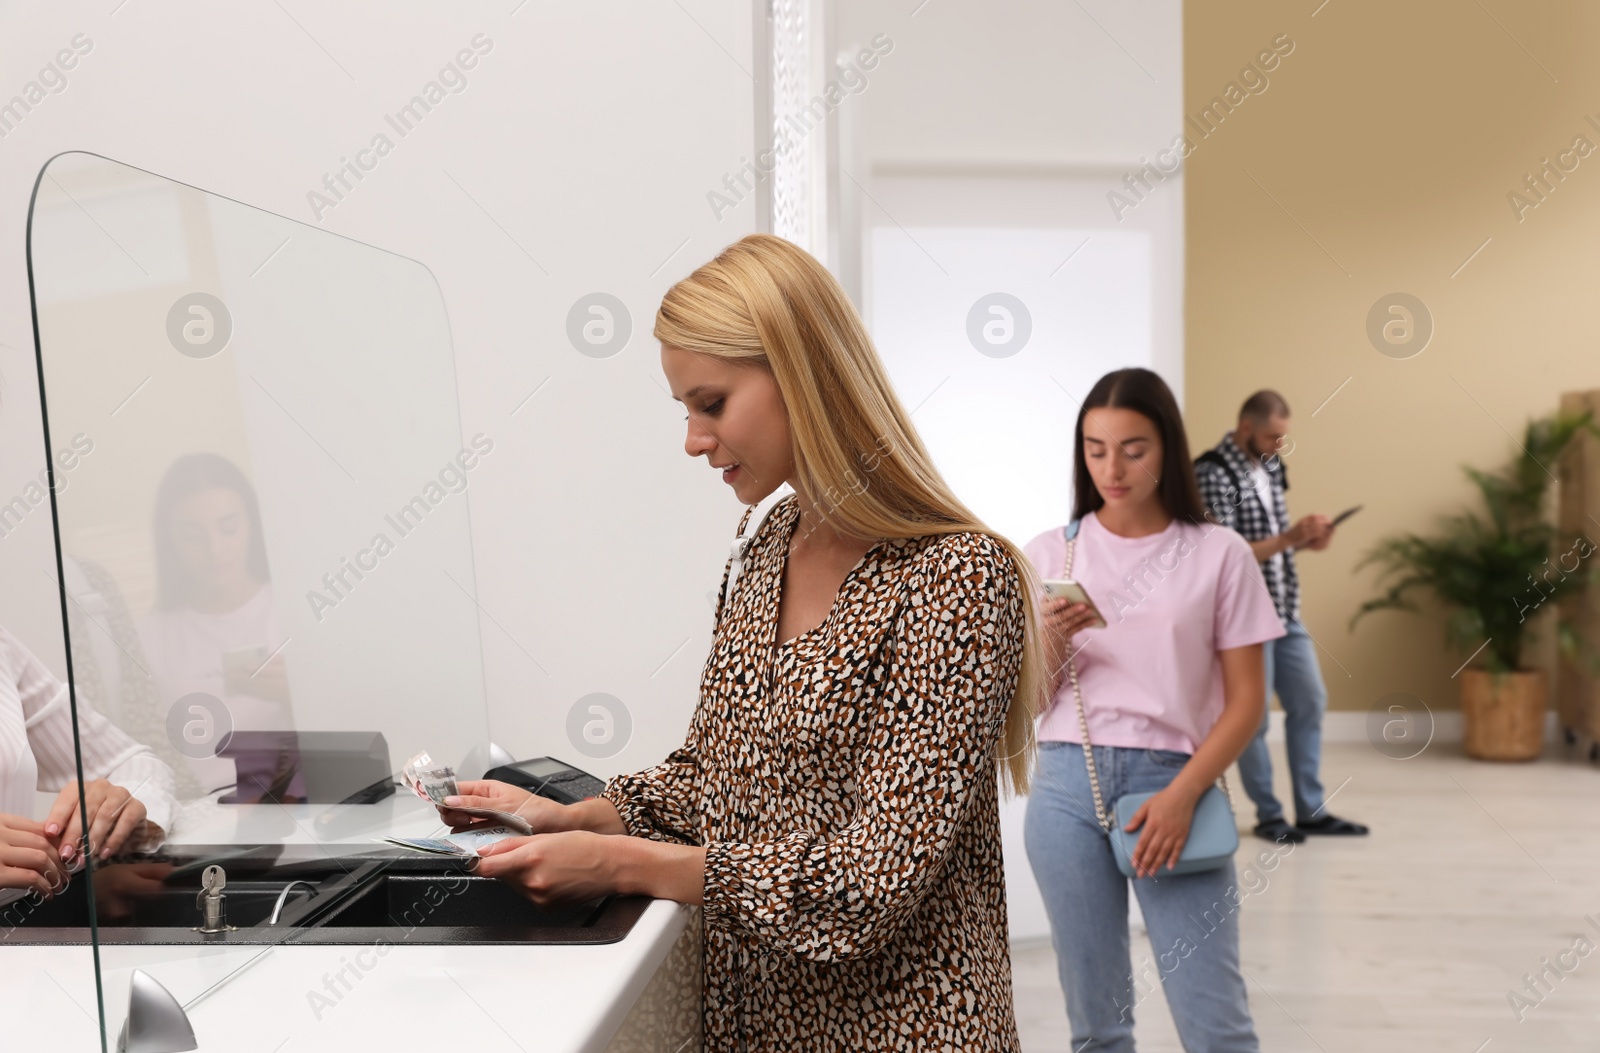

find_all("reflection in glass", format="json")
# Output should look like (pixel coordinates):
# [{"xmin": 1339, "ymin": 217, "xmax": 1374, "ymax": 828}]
[
  {"xmin": 20, "ymin": 151, "xmax": 497, "ymax": 1044},
  {"xmin": 0, "ymin": 624, "xmax": 177, "ymax": 904},
  {"xmin": 139, "ymin": 452, "xmax": 295, "ymax": 800}
]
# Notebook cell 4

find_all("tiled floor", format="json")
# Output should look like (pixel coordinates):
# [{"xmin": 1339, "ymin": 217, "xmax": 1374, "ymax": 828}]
[{"xmin": 1011, "ymin": 741, "xmax": 1600, "ymax": 1052}]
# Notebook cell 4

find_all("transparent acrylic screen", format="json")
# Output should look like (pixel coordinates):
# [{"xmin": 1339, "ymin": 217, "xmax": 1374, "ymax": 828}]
[{"xmin": 26, "ymin": 152, "xmax": 491, "ymax": 1043}]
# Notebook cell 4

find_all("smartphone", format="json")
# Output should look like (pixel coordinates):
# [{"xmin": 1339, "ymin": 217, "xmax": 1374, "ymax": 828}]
[
  {"xmin": 1040, "ymin": 579, "xmax": 1107, "ymax": 629},
  {"xmin": 1331, "ymin": 504, "xmax": 1362, "ymax": 528}
]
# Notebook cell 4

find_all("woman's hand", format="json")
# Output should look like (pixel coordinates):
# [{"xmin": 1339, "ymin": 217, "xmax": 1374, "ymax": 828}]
[
  {"xmin": 1041, "ymin": 598, "xmax": 1100, "ymax": 650},
  {"xmin": 1041, "ymin": 597, "xmax": 1100, "ymax": 694},
  {"xmin": 438, "ymin": 779, "xmax": 568, "ymax": 833},
  {"xmin": 43, "ymin": 780, "xmax": 150, "ymax": 864},
  {"xmin": 1122, "ymin": 785, "xmax": 1200, "ymax": 879},
  {"xmin": 472, "ymin": 831, "xmax": 620, "ymax": 906},
  {"xmin": 91, "ymin": 862, "xmax": 174, "ymax": 921},
  {"xmin": 0, "ymin": 814, "xmax": 68, "ymax": 897}
]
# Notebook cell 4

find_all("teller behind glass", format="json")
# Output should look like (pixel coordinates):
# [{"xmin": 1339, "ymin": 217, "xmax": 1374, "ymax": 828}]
[{"xmin": 0, "ymin": 623, "xmax": 176, "ymax": 906}]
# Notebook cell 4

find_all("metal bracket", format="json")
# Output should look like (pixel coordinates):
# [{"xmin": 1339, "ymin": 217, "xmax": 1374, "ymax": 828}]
[{"xmin": 118, "ymin": 969, "xmax": 197, "ymax": 1053}]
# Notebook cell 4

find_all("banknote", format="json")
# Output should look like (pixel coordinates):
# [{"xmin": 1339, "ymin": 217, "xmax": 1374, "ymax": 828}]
[
  {"xmin": 379, "ymin": 825, "xmax": 519, "ymax": 857},
  {"xmin": 401, "ymin": 749, "xmax": 535, "ymax": 834},
  {"xmin": 400, "ymin": 750, "xmax": 458, "ymax": 805}
]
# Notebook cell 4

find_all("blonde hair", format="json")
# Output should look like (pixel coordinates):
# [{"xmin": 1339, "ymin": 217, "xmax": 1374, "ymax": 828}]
[{"xmin": 655, "ymin": 233, "xmax": 1045, "ymax": 794}]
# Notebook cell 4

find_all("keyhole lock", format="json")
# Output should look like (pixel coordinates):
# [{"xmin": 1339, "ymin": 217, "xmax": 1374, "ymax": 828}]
[{"xmin": 194, "ymin": 864, "xmax": 236, "ymax": 934}]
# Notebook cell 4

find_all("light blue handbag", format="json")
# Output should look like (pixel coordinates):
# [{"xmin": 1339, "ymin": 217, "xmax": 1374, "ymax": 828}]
[
  {"xmin": 1061, "ymin": 520, "xmax": 1239, "ymax": 879},
  {"xmin": 1110, "ymin": 787, "xmax": 1239, "ymax": 878}
]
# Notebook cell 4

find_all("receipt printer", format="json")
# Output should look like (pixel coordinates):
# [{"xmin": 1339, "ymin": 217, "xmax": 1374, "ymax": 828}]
[
  {"xmin": 484, "ymin": 756, "xmax": 607, "ymax": 804},
  {"xmin": 216, "ymin": 730, "xmax": 394, "ymax": 804}
]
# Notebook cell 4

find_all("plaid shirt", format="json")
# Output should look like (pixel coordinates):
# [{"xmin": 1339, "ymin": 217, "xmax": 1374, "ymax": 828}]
[{"xmin": 1195, "ymin": 432, "xmax": 1298, "ymax": 625}]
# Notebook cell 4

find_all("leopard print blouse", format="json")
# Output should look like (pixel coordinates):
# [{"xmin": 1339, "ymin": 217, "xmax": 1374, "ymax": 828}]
[{"xmin": 601, "ymin": 494, "xmax": 1027, "ymax": 1052}]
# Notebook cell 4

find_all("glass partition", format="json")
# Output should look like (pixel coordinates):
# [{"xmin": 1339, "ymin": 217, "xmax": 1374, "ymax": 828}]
[{"xmin": 24, "ymin": 151, "xmax": 495, "ymax": 1047}]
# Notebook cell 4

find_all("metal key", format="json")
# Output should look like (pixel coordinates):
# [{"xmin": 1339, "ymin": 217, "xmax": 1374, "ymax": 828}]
[{"xmin": 195, "ymin": 864, "xmax": 234, "ymax": 934}]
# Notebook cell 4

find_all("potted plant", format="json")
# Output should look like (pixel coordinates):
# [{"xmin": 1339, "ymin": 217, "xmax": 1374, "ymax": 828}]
[{"xmin": 1350, "ymin": 410, "xmax": 1600, "ymax": 760}]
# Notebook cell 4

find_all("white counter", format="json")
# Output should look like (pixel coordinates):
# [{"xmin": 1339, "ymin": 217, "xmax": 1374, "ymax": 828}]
[{"xmin": 1, "ymin": 793, "xmax": 698, "ymax": 1052}]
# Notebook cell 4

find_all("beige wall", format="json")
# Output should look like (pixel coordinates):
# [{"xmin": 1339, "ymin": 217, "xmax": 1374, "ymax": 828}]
[{"xmin": 1185, "ymin": 0, "xmax": 1600, "ymax": 712}]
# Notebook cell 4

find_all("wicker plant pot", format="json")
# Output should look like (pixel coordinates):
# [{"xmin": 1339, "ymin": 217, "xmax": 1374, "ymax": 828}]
[{"xmin": 1460, "ymin": 669, "xmax": 1547, "ymax": 761}]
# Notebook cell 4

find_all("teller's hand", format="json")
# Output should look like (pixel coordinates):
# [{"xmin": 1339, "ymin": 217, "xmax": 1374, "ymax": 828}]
[
  {"xmin": 43, "ymin": 779, "xmax": 150, "ymax": 863},
  {"xmin": 0, "ymin": 813, "xmax": 68, "ymax": 897},
  {"xmin": 92, "ymin": 862, "xmax": 174, "ymax": 921}
]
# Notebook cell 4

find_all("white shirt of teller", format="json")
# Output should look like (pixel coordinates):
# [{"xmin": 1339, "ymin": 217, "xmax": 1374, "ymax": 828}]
[{"xmin": 0, "ymin": 625, "xmax": 176, "ymax": 833}]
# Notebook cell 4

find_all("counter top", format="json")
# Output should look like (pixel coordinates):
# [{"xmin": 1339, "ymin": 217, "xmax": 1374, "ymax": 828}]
[{"xmin": 1, "ymin": 792, "xmax": 696, "ymax": 1051}]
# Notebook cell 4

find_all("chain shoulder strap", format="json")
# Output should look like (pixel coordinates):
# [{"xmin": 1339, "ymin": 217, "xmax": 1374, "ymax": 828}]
[
  {"xmin": 1059, "ymin": 533, "xmax": 1233, "ymax": 833},
  {"xmin": 1061, "ymin": 534, "xmax": 1116, "ymax": 831}
]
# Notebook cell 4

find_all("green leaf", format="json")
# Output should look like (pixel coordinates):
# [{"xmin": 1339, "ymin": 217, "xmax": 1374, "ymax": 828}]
[{"xmin": 1352, "ymin": 409, "xmax": 1600, "ymax": 673}]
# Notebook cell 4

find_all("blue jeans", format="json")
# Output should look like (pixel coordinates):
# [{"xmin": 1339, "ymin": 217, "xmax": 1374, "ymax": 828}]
[
  {"xmin": 1024, "ymin": 741, "xmax": 1259, "ymax": 1052},
  {"xmin": 1236, "ymin": 618, "xmax": 1328, "ymax": 824}
]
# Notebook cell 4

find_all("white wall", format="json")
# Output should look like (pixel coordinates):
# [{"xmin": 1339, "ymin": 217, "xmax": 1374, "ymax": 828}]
[
  {"xmin": 0, "ymin": 1, "xmax": 760, "ymax": 776},
  {"xmin": 0, "ymin": 0, "xmax": 1185, "ymax": 947},
  {"xmin": 834, "ymin": 0, "xmax": 1186, "ymax": 941}
]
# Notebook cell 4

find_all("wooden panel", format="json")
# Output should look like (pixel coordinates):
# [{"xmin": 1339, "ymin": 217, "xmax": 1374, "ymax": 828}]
[{"xmin": 1556, "ymin": 390, "xmax": 1600, "ymax": 741}]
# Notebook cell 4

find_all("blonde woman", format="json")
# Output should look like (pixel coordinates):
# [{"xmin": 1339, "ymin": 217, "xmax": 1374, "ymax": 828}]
[{"xmin": 442, "ymin": 234, "xmax": 1046, "ymax": 1050}]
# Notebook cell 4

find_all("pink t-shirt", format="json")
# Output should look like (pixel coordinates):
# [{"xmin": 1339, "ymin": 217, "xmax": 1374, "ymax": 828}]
[{"xmin": 1023, "ymin": 510, "xmax": 1286, "ymax": 752}]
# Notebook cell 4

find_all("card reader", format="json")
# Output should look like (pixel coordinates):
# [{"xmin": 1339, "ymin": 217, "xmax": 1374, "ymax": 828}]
[{"xmin": 484, "ymin": 756, "xmax": 608, "ymax": 804}]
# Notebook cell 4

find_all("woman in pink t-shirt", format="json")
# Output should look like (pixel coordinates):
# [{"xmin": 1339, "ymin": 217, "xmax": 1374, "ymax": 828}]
[{"xmin": 1022, "ymin": 368, "xmax": 1284, "ymax": 1051}]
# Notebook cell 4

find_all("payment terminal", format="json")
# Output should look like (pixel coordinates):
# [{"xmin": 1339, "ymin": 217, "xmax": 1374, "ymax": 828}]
[{"xmin": 484, "ymin": 756, "xmax": 608, "ymax": 804}]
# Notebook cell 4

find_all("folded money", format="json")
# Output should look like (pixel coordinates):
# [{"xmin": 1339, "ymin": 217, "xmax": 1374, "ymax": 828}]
[
  {"xmin": 401, "ymin": 749, "xmax": 536, "ymax": 834},
  {"xmin": 401, "ymin": 750, "xmax": 458, "ymax": 805},
  {"xmin": 446, "ymin": 805, "xmax": 534, "ymax": 836},
  {"xmin": 379, "ymin": 825, "xmax": 520, "ymax": 857}
]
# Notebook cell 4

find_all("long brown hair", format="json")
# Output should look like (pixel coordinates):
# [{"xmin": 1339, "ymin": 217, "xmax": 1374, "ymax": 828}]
[
  {"xmin": 153, "ymin": 452, "xmax": 271, "ymax": 609},
  {"xmin": 1071, "ymin": 368, "xmax": 1209, "ymax": 526},
  {"xmin": 655, "ymin": 234, "xmax": 1045, "ymax": 793}
]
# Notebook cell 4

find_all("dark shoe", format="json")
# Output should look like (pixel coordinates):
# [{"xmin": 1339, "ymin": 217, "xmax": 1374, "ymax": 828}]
[
  {"xmin": 1253, "ymin": 818, "xmax": 1306, "ymax": 844},
  {"xmin": 1295, "ymin": 813, "xmax": 1369, "ymax": 836}
]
